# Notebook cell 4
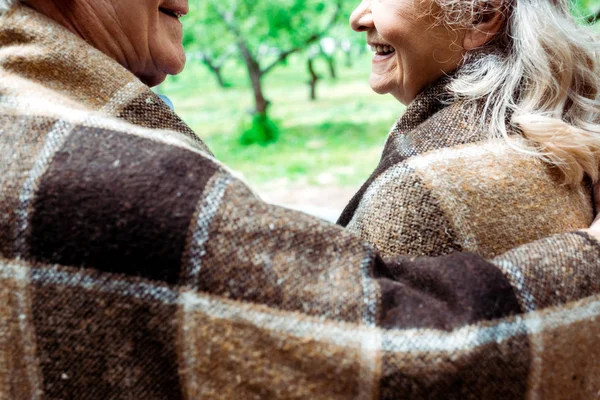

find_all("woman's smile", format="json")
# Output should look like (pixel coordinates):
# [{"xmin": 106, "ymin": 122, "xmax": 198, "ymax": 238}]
[
  {"xmin": 370, "ymin": 43, "xmax": 396, "ymax": 63},
  {"xmin": 350, "ymin": 0, "xmax": 465, "ymax": 105}
]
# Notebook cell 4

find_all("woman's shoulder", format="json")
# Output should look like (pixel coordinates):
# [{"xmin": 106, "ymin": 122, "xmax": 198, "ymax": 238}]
[
  {"xmin": 387, "ymin": 98, "xmax": 497, "ymax": 162},
  {"xmin": 411, "ymin": 138, "xmax": 593, "ymax": 256},
  {"xmin": 346, "ymin": 131, "xmax": 593, "ymax": 259}
]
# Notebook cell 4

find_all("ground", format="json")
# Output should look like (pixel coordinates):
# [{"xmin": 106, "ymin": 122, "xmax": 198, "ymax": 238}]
[{"xmin": 257, "ymin": 182, "xmax": 359, "ymax": 222}]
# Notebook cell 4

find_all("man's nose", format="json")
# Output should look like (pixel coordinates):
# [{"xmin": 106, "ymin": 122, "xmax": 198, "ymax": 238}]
[{"xmin": 350, "ymin": 0, "xmax": 373, "ymax": 32}]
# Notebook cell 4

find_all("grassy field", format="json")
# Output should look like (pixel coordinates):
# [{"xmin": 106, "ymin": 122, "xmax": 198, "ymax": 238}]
[{"xmin": 159, "ymin": 52, "xmax": 403, "ymax": 189}]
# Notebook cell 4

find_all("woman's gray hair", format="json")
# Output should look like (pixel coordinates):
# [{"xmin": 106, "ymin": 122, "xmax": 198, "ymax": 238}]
[
  {"xmin": 0, "ymin": 0, "xmax": 18, "ymax": 12},
  {"xmin": 436, "ymin": 0, "xmax": 600, "ymax": 184}
]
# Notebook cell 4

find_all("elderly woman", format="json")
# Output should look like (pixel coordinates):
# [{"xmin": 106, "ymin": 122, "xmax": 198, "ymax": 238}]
[
  {"xmin": 339, "ymin": 0, "xmax": 600, "ymax": 261},
  {"xmin": 1, "ymin": 0, "xmax": 600, "ymax": 399}
]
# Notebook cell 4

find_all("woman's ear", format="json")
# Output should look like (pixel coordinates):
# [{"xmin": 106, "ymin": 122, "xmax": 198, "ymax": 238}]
[{"xmin": 462, "ymin": 9, "xmax": 505, "ymax": 50}]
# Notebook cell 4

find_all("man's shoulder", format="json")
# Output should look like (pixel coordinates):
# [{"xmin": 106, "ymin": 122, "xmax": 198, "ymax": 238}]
[{"xmin": 0, "ymin": 104, "xmax": 225, "ymax": 276}]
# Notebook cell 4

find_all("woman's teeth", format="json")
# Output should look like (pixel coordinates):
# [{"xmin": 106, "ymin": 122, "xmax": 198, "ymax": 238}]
[{"xmin": 370, "ymin": 45, "xmax": 395, "ymax": 55}]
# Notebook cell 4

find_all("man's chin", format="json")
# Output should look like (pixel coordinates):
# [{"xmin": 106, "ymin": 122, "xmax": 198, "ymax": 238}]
[
  {"xmin": 169, "ymin": 49, "xmax": 187, "ymax": 74},
  {"xmin": 156, "ymin": 47, "xmax": 186, "ymax": 73},
  {"xmin": 141, "ymin": 71, "xmax": 168, "ymax": 87},
  {"xmin": 147, "ymin": 54, "xmax": 186, "ymax": 86}
]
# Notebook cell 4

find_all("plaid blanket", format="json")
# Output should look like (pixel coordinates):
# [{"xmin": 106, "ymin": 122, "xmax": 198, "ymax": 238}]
[
  {"xmin": 1, "ymin": 4, "xmax": 600, "ymax": 399},
  {"xmin": 338, "ymin": 81, "xmax": 594, "ymax": 259}
]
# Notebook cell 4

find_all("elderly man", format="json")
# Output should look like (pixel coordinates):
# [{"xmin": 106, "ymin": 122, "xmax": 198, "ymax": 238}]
[{"xmin": 1, "ymin": 0, "xmax": 600, "ymax": 399}]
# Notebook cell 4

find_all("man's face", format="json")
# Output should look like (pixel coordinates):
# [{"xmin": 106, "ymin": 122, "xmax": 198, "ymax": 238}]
[
  {"xmin": 110, "ymin": 0, "xmax": 188, "ymax": 86},
  {"xmin": 62, "ymin": 0, "xmax": 188, "ymax": 86}
]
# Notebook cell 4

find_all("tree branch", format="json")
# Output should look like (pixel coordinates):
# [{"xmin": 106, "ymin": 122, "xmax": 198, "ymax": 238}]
[
  {"xmin": 213, "ymin": 2, "xmax": 244, "ymax": 40},
  {"xmin": 261, "ymin": 0, "xmax": 344, "ymax": 75},
  {"xmin": 213, "ymin": 0, "xmax": 343, "ymax": 79},
  {"xmin": 213, "ymin": 46, "xmax": 237, "ymax": 67},
  {"xmin": 199, "ymin": 52, "xmax": 216, "ymax": 68},
  {"xmin": 213, "ymin": 1, "xmax": 258, "ymax": 74}
]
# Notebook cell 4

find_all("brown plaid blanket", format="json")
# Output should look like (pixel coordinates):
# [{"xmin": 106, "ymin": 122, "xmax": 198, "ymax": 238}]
[
  {"xmin": 338, "ymin": 80, "xmax": 594, "ymax": 259},
  {"xmin": 1, "ymin": 4, "xmax": 600, "ymax": 399}
]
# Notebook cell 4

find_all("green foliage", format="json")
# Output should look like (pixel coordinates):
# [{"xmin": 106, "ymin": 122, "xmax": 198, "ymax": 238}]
[
  {"xmin": 182, "ymin": 0, "xmax": 348, "ymax": 143},
  {"xmin": 185, "ymin": 0, "xmax": 344, "ymax": 60},
  {"xmin": 160, "ymin": 51, "xmax": 401, "ymax": 187},
  {"xmin": 228, "ymin": 0, "xmax": 337, "ymax": 49},
  {"xmin": 571, "ymin": 0, "xmax": 600, "ymax": 21},
  {"xmin": 182, "ymin": 2, "xmax": 233, "ymax": 59},
  {"xmin": 239, "ymin": 113, "xmax": 280, "ymax": 145},
  {"xmin": 211, "ymin": 120, "xmax": 390, "ymax": 185},
  {"xmin": 573, "ymin": 0, "xmax": 600, "ymax": 13}
]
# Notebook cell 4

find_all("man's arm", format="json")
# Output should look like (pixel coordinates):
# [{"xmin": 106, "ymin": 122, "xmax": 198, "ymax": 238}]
[{"xmin": 4, "ymin": 113, "xmax": 600, "ymax": 398}]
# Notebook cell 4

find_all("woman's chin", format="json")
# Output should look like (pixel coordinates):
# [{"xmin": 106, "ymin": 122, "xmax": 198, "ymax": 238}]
[
  {"xmin": 368, "ymin": 78, "xmax": 412, "ymax": 104},
  {"xmin": 368, "ymin": 77, "xmax": 394, "ymax": 96}
]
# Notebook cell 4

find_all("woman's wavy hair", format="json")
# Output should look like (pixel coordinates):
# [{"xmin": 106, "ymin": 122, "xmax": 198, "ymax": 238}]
[
  {"xmin": 0, "ymin": 0, "xmax": 17, "ymax": 11},
  {"xmin": 435, "ymin": 0, "xmax": 600, "ymax": 184}
]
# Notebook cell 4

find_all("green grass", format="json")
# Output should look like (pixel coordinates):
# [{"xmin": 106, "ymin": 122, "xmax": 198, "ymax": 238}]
[
  {"xmin": 206, "ymin": 120, "xmax": 393, "ymax": 186},
  {"xmin": 159, "ymin": 52, "xmax": 403, "ymax": 187}
]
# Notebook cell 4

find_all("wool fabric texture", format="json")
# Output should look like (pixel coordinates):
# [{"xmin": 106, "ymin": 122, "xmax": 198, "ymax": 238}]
[
  {"xmin": 338, "ymin": 80, "xmax": 594, "ymax": 260},
  {"xmin": 1, "ymin": 4, "xmax": 600, "ymax": 399}
]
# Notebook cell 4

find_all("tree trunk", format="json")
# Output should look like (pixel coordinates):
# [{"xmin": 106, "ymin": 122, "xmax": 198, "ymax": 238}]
[
  {"xmin": 200, "ymin": 56, "xmax": 229, "ymax": 89},
  {"xmin": 249, "ymin": 68, "xmax": 268, "ymax": 114},
  {"xmin": 343, "ymin": 49, "xmax": 353, "ymax": 68},
  {"xmin": 307, "ymin": 58, "xmax": 319, "ymax": 101},
  {"xmin": 209, "ymin": 65, "xmax": 227, "ymax": 88},
  {"xmin": 238, "ymin": 41, "xmax": 269, "ymax": 114},
  {"xmin": 325, "ymin": 55, "xmax": 337, "ymax": 79}
]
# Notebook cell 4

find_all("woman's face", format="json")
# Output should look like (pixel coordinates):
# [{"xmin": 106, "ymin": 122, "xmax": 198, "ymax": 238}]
[{"xmin": 350, "ymin": 0, "xmax": 465, "ymax": 105}]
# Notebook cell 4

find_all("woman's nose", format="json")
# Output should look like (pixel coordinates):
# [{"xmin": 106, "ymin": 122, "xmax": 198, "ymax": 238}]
[{"xmin": 350, "ymin": 0, "xmax": 373, "ymax": 32}]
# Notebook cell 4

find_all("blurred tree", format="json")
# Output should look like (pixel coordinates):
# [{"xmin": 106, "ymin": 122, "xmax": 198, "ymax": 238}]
[
  {"xmin": 306, "ymin": 45, "xmax": 321, "ymax": 101},
  {"xmin": 319, "ymin": 37, "xmax": 338, "ymax": 79},
  {"xmin": 185, "ymin": 49, "xmax": 237, "ymax": 88},
  {"xmin": 183, "ymin": 9, "xmax": 237, "ymax": 88},
  {"xmin": 185, "ymin": 0, "xmax": 344, "ymax": 144},
  {"xmin": 300, "ymin": 0, "xmax": 367, "ymax": 102},
  {"xmin": 570, "ymin": 0, "xmax": 600, "ymax": 22},
  {"xmin": 304, "ymin": 39, "xmax": 338, "ymax": 102}
]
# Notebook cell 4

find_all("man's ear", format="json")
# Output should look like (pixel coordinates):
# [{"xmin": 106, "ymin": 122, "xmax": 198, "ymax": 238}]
[{"xmin": 462, "ymin": 9, "xmax": 505, "ymax": 50}]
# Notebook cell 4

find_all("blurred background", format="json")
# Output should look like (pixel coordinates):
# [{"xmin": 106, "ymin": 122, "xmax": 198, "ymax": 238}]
[{"xmin": 157, "ymin": 0, "xmax": 600, "ymax": 221}]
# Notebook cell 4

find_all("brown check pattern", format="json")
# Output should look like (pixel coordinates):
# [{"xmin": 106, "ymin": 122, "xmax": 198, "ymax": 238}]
[
  {"xmin": 1, "ymin": 4, "xmax": 600, "ymax": 399},
  {"xmin": 339, "ymin": 79, "xmax": 594, "ymax": 260}
]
